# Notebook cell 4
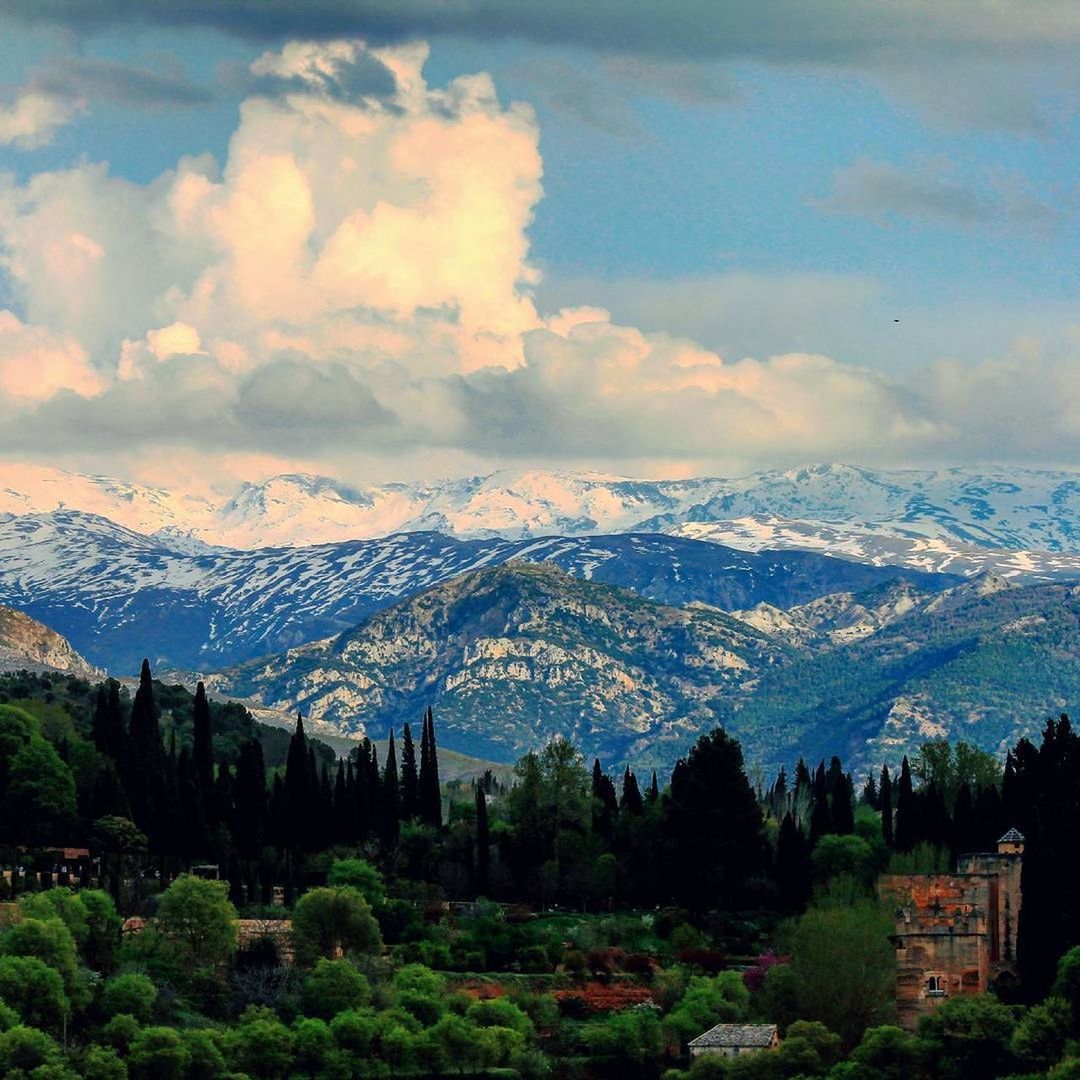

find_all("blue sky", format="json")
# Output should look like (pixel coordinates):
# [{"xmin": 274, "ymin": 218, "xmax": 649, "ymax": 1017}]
[{"xmin": 0, "ymin": 3, "xmax": 1078, "ymax": 483}]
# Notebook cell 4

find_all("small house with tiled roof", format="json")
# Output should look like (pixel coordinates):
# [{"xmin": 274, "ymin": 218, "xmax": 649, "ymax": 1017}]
[{"xmin": 688, "ymin": 1023, "xmax": 780, "ymax": 1059}]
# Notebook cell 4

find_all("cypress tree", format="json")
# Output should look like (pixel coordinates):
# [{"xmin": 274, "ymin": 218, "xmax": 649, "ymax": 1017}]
[
  {"xmin": 809, "ymin": 761, "xmax": 832, "ymax": 842},
  {"xmin": 647, "ymin": 770, "xmax": 660, "ymax": 804},
  {"xmin": 862, "ymin": 772, "xmax": 879, "ymax": 809},
  {"xmin": 775, "ymin": 811, "xmax": 812, "ymax": 913},
  {"xmin": 419, "ymin": 707, "xmax": 442, "ymax": 827},
  {"xmin": 400, "ymin": 722, "xmax": 420, "ymax": 820},
  {"xmin": 621, "ymin": 767, "xmax": 644, "ymax": 814},
  {"xmin": 91, "ymin": 685, "xmax": 109, "ymax": 754},
  {"xmin": 283, "ymin": 713, "xmax": 309, "ymax": 849},
  {"xmin": 176, "ymin": 746, "xmax": 206, "ymax": 857},
  {"xmin": 192, "ymin": 681, "xmax": 214, "ymax": 811},
  {"xmin": 591, "ymin": 759, "xmax": 618, "ymax": 838},
  {"xmin": 234, "ymin": 739, "xmax": 267, "ymax": 861},
  {"xmin": 895, "ymin": 756, "xmax": 916, "ymax": 852},
  {"xmin": 382, "ymin": 732, "xmax": 400, "ymax": 849},
  {"xmin": 129, "ymin": 659, "xmax": 161, "ymax": 765},
  {"xmin": 127, "ymin": 660, "xmax": 161, "ymax": 833},
  {"xmin": 830, "ymin": 772, "xmax": 855, "ymax": 835},
  {"xmin": 475, "ymin": 784, "xmax": 490, "ymax": 892},
  {"xmin": 880, "ymin": 765, "xmax": 894, "ymax": 847},
  {"xmin": 333, "ymin": 761, "xmax": 348, "ymax": 843}
]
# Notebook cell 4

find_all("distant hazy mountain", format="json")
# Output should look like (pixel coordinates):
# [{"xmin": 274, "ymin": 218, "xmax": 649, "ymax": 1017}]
[
  {"xmin": 210, "ymin": 564, "xmax": 1080, "ymax": 774},
  {"xmin": 0, "ymin": 510, "xmax": 948, "ymax": 672},
  {"xmin": 4, "ymin": 461, "xmax": 1080, "ymax": 555}
]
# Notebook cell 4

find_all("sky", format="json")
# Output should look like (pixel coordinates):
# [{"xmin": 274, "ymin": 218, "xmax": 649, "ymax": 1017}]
[{"xmin": 0, "ymin": 1, "xmax": 1078, "ymax": 490}]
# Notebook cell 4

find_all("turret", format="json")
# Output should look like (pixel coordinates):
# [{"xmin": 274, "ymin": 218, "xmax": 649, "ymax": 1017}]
[{"xmin": 997, "ymin": 827, "xmax": 1025, "ymax": 857}]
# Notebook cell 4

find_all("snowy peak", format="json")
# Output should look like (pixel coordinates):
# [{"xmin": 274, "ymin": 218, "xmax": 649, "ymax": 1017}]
[{"xmin": 1, "ymin": 462, "xmax": 1080, "ymax": 561}]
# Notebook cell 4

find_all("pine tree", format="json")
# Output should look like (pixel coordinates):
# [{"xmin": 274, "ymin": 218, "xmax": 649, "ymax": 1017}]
[
  {"xmin": 880, "ymin": 765, "xmax": 894, "ymax": 847},
  {"xmin": 192, "ymin": 681, "xmax": 214, "ymax": 813},
  {"xmin": 400, "ymin": 722, "xmax": 420, "ymax": 820},
  {"xmin": 475, "ymin": 784, "xmax": 490, "ymax": 893}
]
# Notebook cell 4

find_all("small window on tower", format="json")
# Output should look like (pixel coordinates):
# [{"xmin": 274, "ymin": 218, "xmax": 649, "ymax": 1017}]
[{"xmin": 926, "ymin": 975, "xmax": 947, "ymax": 997}]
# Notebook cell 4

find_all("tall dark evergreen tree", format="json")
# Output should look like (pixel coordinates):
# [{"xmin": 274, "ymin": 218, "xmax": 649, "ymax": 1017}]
[
  {"xmin": 333, "ymin": 761, "xmax": 349, "ymax": 843},
  {"xmin": 382, "ymin": 730, "xmax": 401, "ymax": 848},
  {"xmin": 233, "ymin": 739, "xmax": 267, "ymax": 860},
  {"xmin": 400, "ymin": 722, "xmax": 420, "ymax": 820},
  {"xmin": 662, "ymin": 728, "xmax": 765, "ymax": 909},
  {"xmin": 646, "ymin": 770, "xmax": 660, "ymax": 804},
  {"xmin": 419, "ymin": 707, "xmax": 442, "ymax": 827},
  {"xmin": 895, "ymin": 756, "xmax": 917, "ymax": 852},
  {"xmin": 809, "ymin": 761, "xmax": 832, "ymax": 842},
  {"xmin": 475, "ymin": 784, "xmax": 490, "ymax": 893},
  {"xmin": 880, "ymin": 765, "xmax": 894, "ymax": 847},
  {"xmin": 861, "ymin": 772, "xmax": 879, "ymax": 809},
  {"xmin": 129, "ymin": 659, "xmax": 161, "ymax": 765},
  {"xmin": 127, "ymin": 659, "xmax": 161, "ymax": 834},
  {"xmin": 591, "ymin": 759, "xmax": 618, "ymax": 839},
  {"xmin": 283, "ymin": 713, "xmax": 310, "ymax": 849},
  {"xmin": 192, "ymin": 681, "xmax": 214, "ymax": 812},
  {"xmin": 830, "ymin": 772, "xmax": 855, "ymax": 835},
  {"xmin": 621, "ymin": 767, "xmax": 644, "ymax": 815},
  {"xmin": 775, "ymin": 811, "xmax": 812, "ymax": 912}
]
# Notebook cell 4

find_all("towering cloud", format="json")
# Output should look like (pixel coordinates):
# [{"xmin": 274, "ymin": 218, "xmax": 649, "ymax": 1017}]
[{"xmin": 0, "ymin": 37, "xmax": 1077, "ymax": 483}]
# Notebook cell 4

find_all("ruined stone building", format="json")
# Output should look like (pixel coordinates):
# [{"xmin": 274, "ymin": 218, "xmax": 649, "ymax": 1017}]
[{"xmin": 878, "ymin": 828, "xmax": 1024, "ymax": 1028}]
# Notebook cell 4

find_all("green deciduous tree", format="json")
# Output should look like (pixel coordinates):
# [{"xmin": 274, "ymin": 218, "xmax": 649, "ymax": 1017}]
[
  {"xmin": 291, "ymin": 886, "xmax": 382, "ymax": 967},
  {"xmin": 154, "ymin": 874, "xmax": 237, "ymax": 970},
  {"xmin": 789, "ymin": 900, "xmax": 895, "ymax": 1047}
]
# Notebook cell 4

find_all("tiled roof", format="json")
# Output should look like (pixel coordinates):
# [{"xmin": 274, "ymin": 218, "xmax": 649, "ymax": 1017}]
[
  {"xmin": 689, "ymin": 1024, "xmax": 778, "ymax": 1048},
  {"xmin": 998, "ymin": 827, "xmax": 1025, "ymax": 844}
]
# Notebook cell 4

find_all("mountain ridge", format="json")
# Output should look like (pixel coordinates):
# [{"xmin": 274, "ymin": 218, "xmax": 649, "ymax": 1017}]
[{"xmin": 5, "ymin": 461, "xmax": 1080, "ymax": 554}]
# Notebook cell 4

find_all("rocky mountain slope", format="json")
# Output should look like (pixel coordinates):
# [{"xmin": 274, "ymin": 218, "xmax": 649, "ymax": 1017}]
[
  {"xmin": 5, "ymin": 461, "xmax": 1080, "ymax": 555},
  {"xmin": 0, "ymin": 606, "xmax": 100, "ymax": 678},
  {"xmin": 0, "ymin": 510, "xmax": 950, "ymax": 673},
  {"xmin": 211, "ymin": 567, "xmax": 1080, "ymax": 775},
  {"xmin": 211, "ymin": 563, "xmax": 789, "ymax": 768},
  {"xmin": 724, "ymin": 576, "xmax": 1080, "ymax": 773}
]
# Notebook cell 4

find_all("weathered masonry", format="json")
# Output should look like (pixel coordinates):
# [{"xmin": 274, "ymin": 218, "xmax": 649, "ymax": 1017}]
[{"xmin": 878, "ymin": 828, "xmax": 1024, "ymax": 1028}]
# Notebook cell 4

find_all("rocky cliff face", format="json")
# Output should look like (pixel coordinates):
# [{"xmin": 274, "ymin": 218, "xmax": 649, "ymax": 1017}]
[
  {"xmin": 0, "ymin": 606, "xmax": 100, "ymax": 678},
  {"xmin": 213, "ymin": 563, "xmax": 788, "ymax": 767}
]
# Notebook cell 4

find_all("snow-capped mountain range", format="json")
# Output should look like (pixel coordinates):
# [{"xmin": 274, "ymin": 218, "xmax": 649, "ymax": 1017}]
[
  {"xmin": 0, "ymin": 510, "xmax": 951, "ymax": 673},
  {"xmin": 6, "ymin": 461, "xmax": 1080, "ymax": 554}
]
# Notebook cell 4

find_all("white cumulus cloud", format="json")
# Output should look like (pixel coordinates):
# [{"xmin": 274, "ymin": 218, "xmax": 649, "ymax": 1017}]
[{"xmin": 0, "ymin": 37, "xmax": 1076, "ymax": 484}]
